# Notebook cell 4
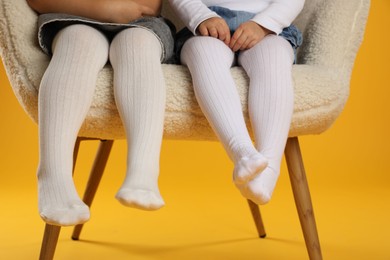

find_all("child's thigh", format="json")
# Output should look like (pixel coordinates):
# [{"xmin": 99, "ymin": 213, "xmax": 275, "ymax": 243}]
[
  {"xmin": 52, "ymin": 24, "xmax": 109, "ymax": 56},
  {"xmin": 238, "ymin": 35, "xmax": 294, "ymax": 67},
  {"xmin": 111, "ymin": 27, "xmax": 161, "ymax": 54},
  {"xmin": 181, "ymin": 36, "xmax": 235, "ymax": 67}
]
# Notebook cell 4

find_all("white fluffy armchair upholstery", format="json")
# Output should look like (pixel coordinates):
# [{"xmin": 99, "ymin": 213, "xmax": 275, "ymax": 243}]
[{"xmin": 0, "ymin": 0, "xmax": 370, "ymax": 141}]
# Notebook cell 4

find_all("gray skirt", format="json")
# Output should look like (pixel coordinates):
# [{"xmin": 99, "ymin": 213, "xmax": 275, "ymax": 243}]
[{"xmin": 38, "ymin": 13, "xmax": 176, "ymax": 63}]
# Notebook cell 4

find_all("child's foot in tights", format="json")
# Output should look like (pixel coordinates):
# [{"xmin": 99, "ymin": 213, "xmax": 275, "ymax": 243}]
[
  {"xmin": 116, "ymin": 178, "xmax": 164, "ymax": 211},
  {"xmin": 233, "ymin": 153, "xmax": 268, "ymax": 185},
  {"xmin": 38, "ymin": 169, "xmax": 90, "ymax": 226},
  {"xmin": 236, "ymin": 166, "xmax": 279, "ymax": 205}
]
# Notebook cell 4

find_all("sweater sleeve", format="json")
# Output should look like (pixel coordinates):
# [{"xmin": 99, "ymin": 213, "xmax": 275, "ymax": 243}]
[
  {"xmin": 168, "ymin": 0, "xmax": 219, "ymax": 35},
  {"xmin": 251, "ymin": 0, "xmax": 305, "ymax": 34}
]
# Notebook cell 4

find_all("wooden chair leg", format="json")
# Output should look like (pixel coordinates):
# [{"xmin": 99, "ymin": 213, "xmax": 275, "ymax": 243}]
[
  {"xmin": 72, "ymin": 139, "xmax": 114, "ymax": 240},
  {"xmin": 39, "ymin": 137, "xmax": 83, "ymax": 260},
  {"xmin": 284, "ymin": 137, "xmax": 322, "ymax": 260},
  {"xmin": 39, "ymin": 225, "xmax": 61, "ymax": 260},
  {"xmin": 247, "ymin": 199, "xmax": 267, "ymax": 238},
  {"xmin": 72, "ymin": 137, "xmax": 82, "ymax": 173}
]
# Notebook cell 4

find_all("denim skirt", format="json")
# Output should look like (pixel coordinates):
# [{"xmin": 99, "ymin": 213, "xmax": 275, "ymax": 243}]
[
  {"xmin": 37, "ymin": 13, "xmax": 176, "ymax": 63},
  {"xmin": 175, "ymin": 6, "xmax": 303, "ymax": 63}
]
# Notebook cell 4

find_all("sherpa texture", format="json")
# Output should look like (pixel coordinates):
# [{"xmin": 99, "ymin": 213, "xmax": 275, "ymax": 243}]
[{"xmin": 0, "ymin": 0, "xmax": 370, "ymax": 141}]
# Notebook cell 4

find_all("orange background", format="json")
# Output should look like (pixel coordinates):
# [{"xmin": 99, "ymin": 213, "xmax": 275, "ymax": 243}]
[{"xmin": 0, "ymin": 1, "xmax": 389, "ymax": 259}]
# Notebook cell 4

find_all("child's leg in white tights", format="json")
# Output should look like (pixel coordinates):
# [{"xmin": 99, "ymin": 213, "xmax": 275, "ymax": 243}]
[
  {"xmin": 109, "ymin": 28, "xmax": 166, "ymax": 210},
  {"xmin": 237, "ymin": 35, "xmax": 295, "ymax": 205},
  {"xmin": 38, "ymin": 24, "xmax": 109, "ymax": 226},
  {"xmin": 181, "ymin": 37, "xmax": 268, "ymax": 185}
]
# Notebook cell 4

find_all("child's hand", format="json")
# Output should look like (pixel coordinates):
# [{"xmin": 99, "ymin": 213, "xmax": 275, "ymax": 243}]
[
  {"xmin": 105, "ymin": 0, "xmax": 156, "ymax": 24},
  {"xmin": 229, "ymin": 21, "xmax": 272, "ymax": 52},
  {"xmin": 197, "ymin": 17, "xmax": 231, "ymax": 45},
  {"xmin": 26, "ymin": 0, "xmax": 160, "ymax": 24}
]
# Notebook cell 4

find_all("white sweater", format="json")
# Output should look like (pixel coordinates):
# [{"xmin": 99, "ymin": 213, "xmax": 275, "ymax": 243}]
[{"xmin": 168, "ymin": 0, "xmax": 305, "ymax": 35}]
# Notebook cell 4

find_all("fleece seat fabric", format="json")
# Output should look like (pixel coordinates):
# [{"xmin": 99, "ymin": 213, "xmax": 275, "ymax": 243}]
[{"xmin": 0, "ymin": 0, "xmax": 370, "ymax": 141}]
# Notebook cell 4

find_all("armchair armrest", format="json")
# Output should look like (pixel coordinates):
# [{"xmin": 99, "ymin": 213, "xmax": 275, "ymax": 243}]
[{"xmin": 298, "ymin": 0, "xmax": 370, "ymax": 73}]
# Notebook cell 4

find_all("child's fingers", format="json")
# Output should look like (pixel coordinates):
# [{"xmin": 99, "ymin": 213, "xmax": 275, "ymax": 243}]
[
  {"xmin": 198, "ymin": 17, "xmax": 231, "ymax": 44},
  {"xmin": 216, "ymin": 25, "xmax": 230, "ymax": 44},
  {"xmin": 239, "ymin": 37, "xmax": 252, "ymax": 51},
  {"xmin": 198, "ymin": 24, "xmax": 209, "ymax": 36},
  {"xmin": 208, "ymin": 26, "xmax": 219, "ymax": 38},
  {"xmin": 230, "ymin": 29, "xmax": 244, "ymax": 51},
  {"xmin": 245, "ymin": 39, "xmax": 258, "ymax": 50}
]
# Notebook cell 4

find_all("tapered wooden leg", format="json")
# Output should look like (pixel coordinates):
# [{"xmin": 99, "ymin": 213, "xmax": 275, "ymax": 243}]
[
  {"xmin": 247, "ymin": 199, "xmax": 267, "ymax": 238},
  {"xmin": 284, "ymin": 137, "xmax": 322, "ymax": 260},
  {"xmin": 39, "ymin": 137, "xmax": 84, "ymax": 260},
  {"xmin": 72, "ymin": 137, "xmax": 82, "ymax": 173},
  {"xmin": 39, "ymin": 225, "xmax": 61, "ymax": 260},
  {"xmin": 72, "ymin": 139, "xmax": 114, "ymax": 240}
]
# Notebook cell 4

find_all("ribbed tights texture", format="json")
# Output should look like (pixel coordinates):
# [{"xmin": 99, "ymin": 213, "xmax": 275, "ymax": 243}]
[
  {"xmin": 181, "ymin": 35, "xmax": 294, "ymax": 204},
  {"xmin": 37, "ymin": 25, "xmax": 165, "ymax": 226}
]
